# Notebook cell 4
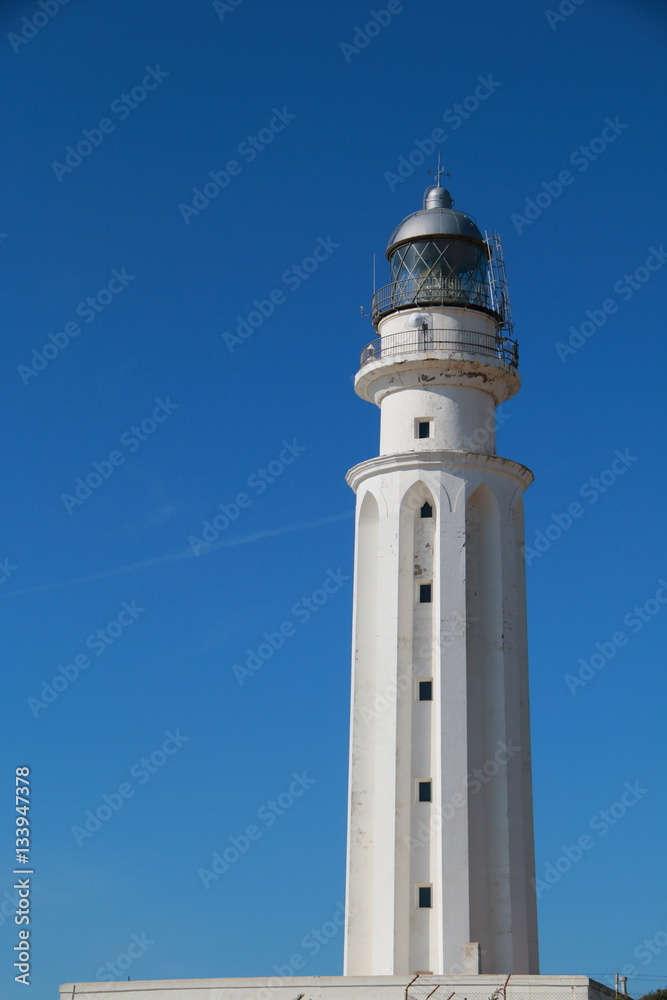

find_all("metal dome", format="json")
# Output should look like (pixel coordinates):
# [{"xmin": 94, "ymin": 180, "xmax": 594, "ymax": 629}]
[{"xmin": 386, "ymin": 185, "xmax": 484, "ymax": 258}]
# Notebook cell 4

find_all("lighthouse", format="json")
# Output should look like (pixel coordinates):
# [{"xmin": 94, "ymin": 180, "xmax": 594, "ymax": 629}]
[{"xmin": 343, "ymin": 181, "xmax": 539, "ymax": 977}]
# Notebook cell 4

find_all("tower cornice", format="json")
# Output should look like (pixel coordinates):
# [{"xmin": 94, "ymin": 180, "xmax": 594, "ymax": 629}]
[
  {"xmin": 354, "ymin": 351, "xmax": 520, "ymax": 406},
  {"xmin": 346, "ymin": 449, "xmax": 534, "ymax": 494}
]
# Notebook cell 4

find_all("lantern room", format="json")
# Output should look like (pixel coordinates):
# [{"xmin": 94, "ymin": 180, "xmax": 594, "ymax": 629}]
[{"xmin": 371, "ymin": 184, "xmax": 509, "ymax": 327}]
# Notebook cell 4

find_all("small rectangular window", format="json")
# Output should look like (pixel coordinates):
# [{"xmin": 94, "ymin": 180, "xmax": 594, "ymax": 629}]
[
  {"xmin": 418, "ymin": 680, "xmax": 432, "ymax": 701},
  {"xmin": 419, "ymin": 583, "xmax": 432, "ymax": 603},
  {"xmin": 418, "ymin": 421, "xmax": 431, "ymax": 439},
  {"xmin": 418, "ymin": 885, "xmax": 432, "ymax": 908},
  {"xmin": 418, "ymin": 781, "xmax": 432, "ymax": 802},
  {"xmin": 420, "ymin": 502, "xmax": 433, "ymax": 518}
]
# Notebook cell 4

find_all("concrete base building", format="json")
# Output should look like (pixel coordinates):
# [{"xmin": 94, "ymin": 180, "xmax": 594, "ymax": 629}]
[{"xmin": 60, "ymin": 975, "xmax": 621, "ymax": 1000}]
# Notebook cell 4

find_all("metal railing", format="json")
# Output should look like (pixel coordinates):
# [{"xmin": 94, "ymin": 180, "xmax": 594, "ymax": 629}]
[
  {"xmin": 359, "ymin": 328, "xmax": 519, "ymax": 369},
  {"xmin": 371, "ymin": 276, "xmax": 495, "ymax": 321},
  {"xmin": 485, "ymin": 228, "xmax": 514, "ymax": 335}
]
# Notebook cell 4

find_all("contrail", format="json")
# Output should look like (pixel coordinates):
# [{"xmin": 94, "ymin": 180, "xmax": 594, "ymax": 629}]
[{"xmin": 7, "ymin": 511, "xmax": 353, "ymax": 596}]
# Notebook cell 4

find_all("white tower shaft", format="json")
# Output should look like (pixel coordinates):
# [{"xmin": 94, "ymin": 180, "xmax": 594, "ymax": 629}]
[{"xmin": 344, "ymin": 187, "xmax": 538, "ymax": 976}]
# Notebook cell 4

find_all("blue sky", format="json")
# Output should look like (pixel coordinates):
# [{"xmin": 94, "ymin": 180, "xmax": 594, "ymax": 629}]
[{"xmin": 1, "ymin": 0, "xmax": 667, "ymax": 996}]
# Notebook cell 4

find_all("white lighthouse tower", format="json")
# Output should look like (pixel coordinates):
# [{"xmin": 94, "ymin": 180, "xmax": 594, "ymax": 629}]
[{"xmin": 344, "ymin": 180, "xmax": 539, "ymax": 977}]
